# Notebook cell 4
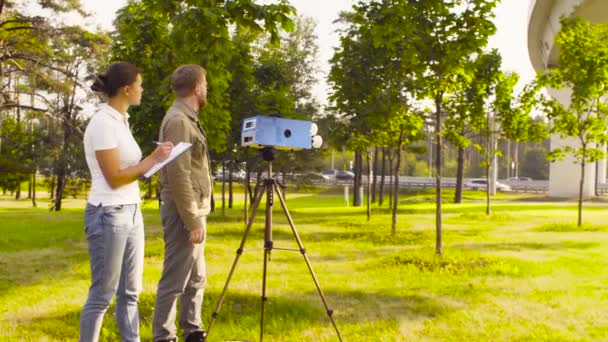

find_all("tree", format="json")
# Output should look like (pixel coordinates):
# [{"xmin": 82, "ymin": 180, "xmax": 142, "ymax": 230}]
[
  {"xmin": 444, "ymin": 50, "xmax": 502, "ymax": 204},
  {"xmin": 376, "ymin": 109, "xmax": 424, "ymax": 234},
  {"xmin": 329, "ymin": 2, "xmax": 426, "ymax": 226},
  {"xmin": 540, "ymin": 16, "xmax": 608, "ymax": 227},
  {"xmin": 329, "ymin": 8, "xmax": 380, "ymax": 208},
  {"xmin": 521, "ymin": 147, "xmax": 549, "ymax": 180},
  {"xmin": 112, "ymin": 0, "xmax": 295, "ymax": 157},
  {"xmin": 0, "ymin": 1, "xmax": 108, "ymax": 209},
  {"xmin": 368, "ymin": 0, "xmax": 499, "ymax": 255},
  {"xmin": 0, "ymin": 116, "xmax": 31, "ymax": 193},
  {"xmin": 0, "ymin": 1, "xmax": 87, "ymax": 115}
]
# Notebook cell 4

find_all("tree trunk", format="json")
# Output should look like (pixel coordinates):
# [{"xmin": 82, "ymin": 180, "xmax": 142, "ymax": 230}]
[
  {"xmin": 228, "ymin": 170, "xmax": 234, "ymax": 209},
  {"xmin": 253, "ymin": 169, "xmax": 262, "ymax": 202},
  {"xmin": 486, "ymin": 160, "xmax": 491, "ymax": 216},
  {"xmin": 353, "ymin": 150, "xmax": 363, "ymax": 207},
  {"xmin": 49, "ymin": 173, "xmax": 55, "ymax": 200},
  {"xmin": 222, "ymin": 161, "xmax": 226, "ymax": 215},
  {"xmin": 281, "ymin": 169, "xmax": 286, "ymax": 199},
  {"xmin": 367, "ymin": 148, "xmax": 372, "ymax": 221},
  {"xmin": 454, "ymin": 145, "xmax": 465, "ymax": 204},
  {"xmin": 28, "ymin": 177, "xmax": 32, "ymax": 199},
  {"xmin": 54, "ymin": 174, "xmax": 65, "ymax": 211},
  {"xmin": 486, "ymin": 114, "xmax": 493, "ymax": 216},
  {"xmin": 244, "ymin": 169, "xmax": 249, "ymax": 226},
  {"xmin": 146, "ymin": 179, "xmax": 152, "ymax": 200},
  {"xmin": 435, "ymin": 95, "xmax": 443, "ymax": 256},
  {"xmin": 31, "ymin": 171, "xmax": 36, "ymax": 207},
  {"xmin": 388, "ymin": 149, "xmax": 394, "ymax": 209},
  {"xmin": 578, "ymin": 145, "xmax": 586, "ymax": 227},
  {"xmin": 379, "ymin": 148, "xmax": 386, "ymax": 206},
  {"xmin": 371, "ymin": 147, "xmax": 378, "ymax": 203},
  {"xmin": 15, "ymin": 183, "xmax": 20, "ymax": 200},
  {"xmin": 506, "ymin": 140, "xmax": 511, "ymax": 179},
  {"xmin": 514, "ymin": 141, "xmax": 519, "ymax": 178},
  {"xmin": 391, "ymin": 145, "xmax": 402, "ymax": 235}
]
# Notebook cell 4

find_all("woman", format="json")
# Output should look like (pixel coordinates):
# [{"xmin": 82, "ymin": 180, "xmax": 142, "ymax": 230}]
[{"xmin": 80, "ymin": 62, "xmax": 172, "ymax": 342}]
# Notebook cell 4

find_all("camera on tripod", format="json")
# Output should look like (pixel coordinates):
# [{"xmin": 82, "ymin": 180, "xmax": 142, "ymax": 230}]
[
  {"xmin": 204, "ymin": 115, "xmax": 343, "ymax": 342},
  {"xmin": 241, "ymin": 115, "xmax": 323, "ymax": 150}
]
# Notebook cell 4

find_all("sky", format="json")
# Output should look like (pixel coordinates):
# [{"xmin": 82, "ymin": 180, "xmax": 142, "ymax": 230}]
[{"xmin": 37, "ymin": 0, "xmax": 537, "ymax": 106}]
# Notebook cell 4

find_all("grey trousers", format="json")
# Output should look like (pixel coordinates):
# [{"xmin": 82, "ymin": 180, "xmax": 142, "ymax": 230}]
[{"xmin": 152, "ymin": 196, "xmax": 206, "ymax": 341}]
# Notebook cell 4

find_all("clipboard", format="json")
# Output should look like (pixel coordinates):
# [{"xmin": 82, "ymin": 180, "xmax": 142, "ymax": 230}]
[{"xmin": 142, "ymin": 142, "xmax": 192, "ymax": 179}]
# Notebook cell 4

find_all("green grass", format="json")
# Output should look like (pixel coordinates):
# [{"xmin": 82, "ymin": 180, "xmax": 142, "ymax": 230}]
[{"xmin": 2, "ymin": 189, "xmax": 608, "ymax": 341}]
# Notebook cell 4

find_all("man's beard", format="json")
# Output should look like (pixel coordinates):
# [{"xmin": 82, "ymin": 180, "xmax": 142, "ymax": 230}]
[{"xmin": 199, "ymin": 94, "xmax": 207, "ymax": 108}]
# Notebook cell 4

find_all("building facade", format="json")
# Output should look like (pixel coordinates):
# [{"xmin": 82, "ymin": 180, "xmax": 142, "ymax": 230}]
[{"xmin": 528, "ymin": 0, "xmax": 608, "ymax": 197}]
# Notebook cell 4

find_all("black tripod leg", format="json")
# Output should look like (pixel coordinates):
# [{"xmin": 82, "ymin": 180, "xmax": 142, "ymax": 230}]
[
  {"xmin": 260, "ymin": 180, "xmax": 273, "ymax": 342},
  {"xmin": 260, "ymin": 240, "xmax": 270, "ymax": 342},
  {"xmin": 273, "ymin": 184, "xmax": 344, "ymax": 342},
  {"xmin": 204, "ymin": 185, "xmax": 266, "ymax": 340}
]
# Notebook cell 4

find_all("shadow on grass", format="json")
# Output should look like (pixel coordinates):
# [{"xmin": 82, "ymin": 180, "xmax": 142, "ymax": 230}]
[
  {"xmin": 534, "ymin": 222, "xmax": 608, "ymax": 232},
  {"xmin": 209, "ymin": 225, "xmax": 432, "ymax": 247},
  {"xmin": 201, "ymin": 289, "xmax": 447, "ymax": 341},
  {"xmin": 23, "ymin": 289, "xmax": 448, "ymax": 342},
  {"xmin": 21, "ymin": 293, "xmax": 158, "ymax": 341},
  {"xmin": 459, "ymin": 241, "xmax": 599, "ymax": 252}
]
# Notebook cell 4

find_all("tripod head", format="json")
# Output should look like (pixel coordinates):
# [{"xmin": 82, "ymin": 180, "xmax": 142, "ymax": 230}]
[{"xmin": 261, "ymin": 147, "xmax": 276, "ymax": 162}]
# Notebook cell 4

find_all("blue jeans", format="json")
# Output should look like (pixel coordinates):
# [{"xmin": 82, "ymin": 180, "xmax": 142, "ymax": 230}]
[{"xmin": 79, "ymin": 203, "xmax": 144, "ymax": 342}]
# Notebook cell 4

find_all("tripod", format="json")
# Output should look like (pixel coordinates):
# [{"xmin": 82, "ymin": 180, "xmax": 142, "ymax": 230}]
[{"xmin": 204, "ymin": 148, "xmax": 343, "ymax": 342}]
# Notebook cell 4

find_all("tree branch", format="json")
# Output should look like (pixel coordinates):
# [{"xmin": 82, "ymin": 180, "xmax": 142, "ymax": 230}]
[
  {"xmin": 0, "ymin": 54, "xmax": 75, "ymax": 78},
  {"xmin": 4, "ymin": 26, "xmax": 36, "ymax": 32},
  {"xmin": 0, "ymin": 17, "xmax": 38, "ymax": 28},
  {"xmin": 2, "ymin": 91, "xmax": 56, "ymax": 109},
  {"xmin": 0, "ymin": 104, "xmax": 46, "ymax": 112}
]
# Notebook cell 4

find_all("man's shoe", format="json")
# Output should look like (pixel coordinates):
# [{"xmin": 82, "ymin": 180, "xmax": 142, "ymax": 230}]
[
  {"xmin": 185, "ymin": 330, "xmax": 207, "ymax": 342},
  {"xmin": 155, "ymin": 339, "xmax": 177, "ymax": 342}
]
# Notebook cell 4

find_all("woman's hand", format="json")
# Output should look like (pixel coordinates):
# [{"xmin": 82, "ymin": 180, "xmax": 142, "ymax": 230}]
[{"xmin": 151, "ymin": 142, "xmax": 173, "ymax": 162}]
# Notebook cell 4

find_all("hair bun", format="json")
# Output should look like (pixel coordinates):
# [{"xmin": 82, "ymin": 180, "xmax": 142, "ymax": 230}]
[{"xmin": 91, "ymin": 74, "xmax": 107, "ymax": 93}]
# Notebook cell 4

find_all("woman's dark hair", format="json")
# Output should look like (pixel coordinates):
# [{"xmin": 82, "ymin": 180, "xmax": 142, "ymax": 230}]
[{"xmin": 91, "ymin": 62, "xmax": 141, "ymax": 97}]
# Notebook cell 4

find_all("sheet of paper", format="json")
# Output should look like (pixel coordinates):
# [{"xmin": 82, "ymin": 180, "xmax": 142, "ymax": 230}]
[{"xmin": 142, "ymin": 142, "xmax": 192, "ymax": 179}]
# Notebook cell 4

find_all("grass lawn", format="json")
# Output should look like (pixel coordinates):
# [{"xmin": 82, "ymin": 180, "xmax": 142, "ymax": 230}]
[{"xmin": 1, "ymin": 187, "xmax": 608, "ymax": 341}]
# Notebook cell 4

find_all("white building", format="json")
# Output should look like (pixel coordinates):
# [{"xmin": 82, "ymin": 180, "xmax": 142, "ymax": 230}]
[{"xmin": 528, "ymin": 0, "xmax": 608, "ymax": 197}]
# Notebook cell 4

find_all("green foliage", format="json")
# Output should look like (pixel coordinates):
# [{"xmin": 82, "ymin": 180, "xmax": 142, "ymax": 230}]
[
  {"xmin": 521, "ymin": 147, "xmax": 549, "ymax": 180},
  {"xmin": 112, "ymin": 0, "xmax": 296, "ymax": 155},
  {"xmin": 540, "ymin": 16, "xmax": 608, "ymax": 164},
  {"xmin": 539, "ymin": 16, "xmax": 608, "ymax": 225},
  {"xmin": 0, "ymin": 2, "xmax": 106, "ymax": 207},
  {"xmin": 444, "ymin": 50, "xmax": 503, "ymax": 149}
]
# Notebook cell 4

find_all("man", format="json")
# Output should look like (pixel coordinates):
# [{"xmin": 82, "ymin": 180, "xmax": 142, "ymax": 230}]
[{"xmin": 153, "ymin": 64, "xmax": 212, "ymax": 342}]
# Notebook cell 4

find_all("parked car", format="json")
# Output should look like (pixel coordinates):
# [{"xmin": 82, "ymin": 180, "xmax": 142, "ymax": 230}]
[
  {"xmin": 213, "ymin": 168, "xmax": 246, "ymax": 181},
  {"xmin": 320, "ymin": 169, "xmax": 355, "ymax": 181},
  {"xmin": 335, "ymin": 170, "xmax": 355, "ymax": 180},
  {"xmin": 464, "ymin": 178, "xmax": 512, "ymax": 192},
  {"xmin": 506, "ymin": 176, "xmax": 533, "ymax": 182},
  {"xmin": 320, "ymin": 169, "xmax": 336, "ymax": 181}
]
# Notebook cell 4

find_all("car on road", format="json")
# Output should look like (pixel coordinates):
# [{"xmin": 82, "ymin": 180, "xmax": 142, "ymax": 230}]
[
  {"xmin": 213, "ymin": 168, "xmax": 246, "ymax": 181},
  {"xmin": 464, "ymin": 178, "xmax": 512, "ymax": 192},
  {"xmin": 335, "ymin": 170, "xmax": 355, "ymax": 180},
  {"xmin": 321, "ymin": 169, "xmax": 355, "ymax": 181},
  {"xmin": 506, "ymin": 176, "xmax": 533, "ymax": 182}
]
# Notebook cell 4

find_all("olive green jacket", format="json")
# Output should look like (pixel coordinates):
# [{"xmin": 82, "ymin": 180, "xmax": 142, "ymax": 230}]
[{"xmin": 158, "ymin": 99, "xmax": 212, "ymax": 230}]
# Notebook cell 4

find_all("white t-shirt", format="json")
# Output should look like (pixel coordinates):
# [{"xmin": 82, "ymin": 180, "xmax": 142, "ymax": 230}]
[{"xmin": 84, "ymin": 103, "xmax": 143, "ymax": 206}]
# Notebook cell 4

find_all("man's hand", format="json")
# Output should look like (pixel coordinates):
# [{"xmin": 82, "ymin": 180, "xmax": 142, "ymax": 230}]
[{"xmin": 189, "ymin": 217, "xmax": 207, "ymax": 244}]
